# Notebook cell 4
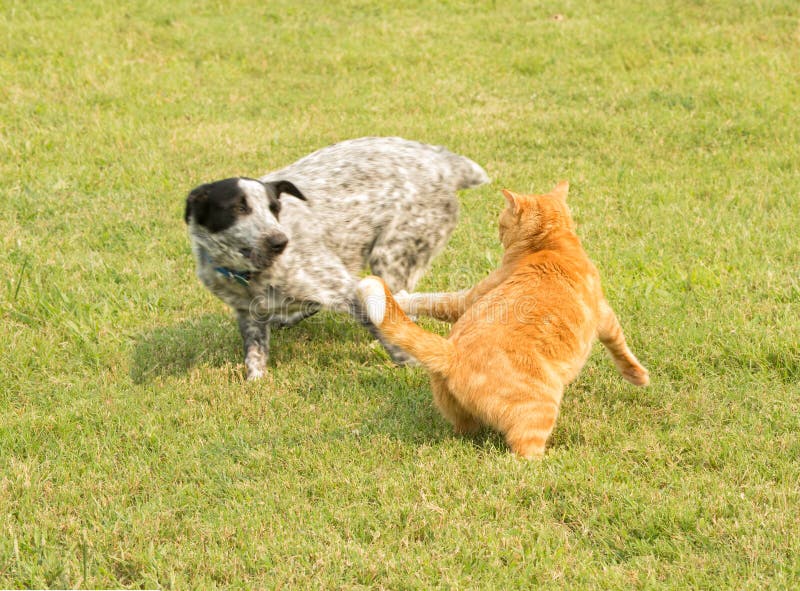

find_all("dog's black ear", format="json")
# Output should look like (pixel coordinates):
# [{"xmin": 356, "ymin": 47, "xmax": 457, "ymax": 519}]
[
  {"xmin": 266, "ymin": 180, "xmax": 306, "ymax": 201},
  {"xmin": 185, "ymin": 186, "xmax": 209, "ymax": 225}
]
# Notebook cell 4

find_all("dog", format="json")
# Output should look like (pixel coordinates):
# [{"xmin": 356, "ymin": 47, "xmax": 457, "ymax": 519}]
[{"xmin": 184, "ymin": 137, "xmax": 489, "ymax": 379}]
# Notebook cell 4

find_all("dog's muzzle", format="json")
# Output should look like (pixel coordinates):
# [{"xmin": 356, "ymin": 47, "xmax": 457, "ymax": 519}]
[
  {"xmin": 265, "ymin": 232, "xmax": 288, "ymax": 254},
  {"xmin": 250, "ymin": 231, "xmax": 289, "ymax": 268}
]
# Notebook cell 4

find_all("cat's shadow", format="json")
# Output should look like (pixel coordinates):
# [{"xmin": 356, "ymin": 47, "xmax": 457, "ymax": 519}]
[
  {"xmin": 361, "ymin": 398, "xmax": 580, "ymax": 457},
  {"xmin": 355, "ymin": 369, "xmax": 558, "ymax": 455}
]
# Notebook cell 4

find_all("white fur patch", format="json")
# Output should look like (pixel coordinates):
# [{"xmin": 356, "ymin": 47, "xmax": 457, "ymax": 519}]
[{"xmin": 357, "ymin": 277, "xmax": 387, "ymax": 326}]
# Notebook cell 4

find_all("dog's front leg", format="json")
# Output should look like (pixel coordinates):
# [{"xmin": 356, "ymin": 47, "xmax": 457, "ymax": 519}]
[{"xmin": 237, "ymin": 310, "xmax": 270, "ymax": 380}]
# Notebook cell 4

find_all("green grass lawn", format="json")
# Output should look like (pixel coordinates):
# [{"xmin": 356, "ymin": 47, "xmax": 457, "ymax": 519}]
[{"xmin": 2, "ymin": 0, "xmax": 799, "ymax": 588}]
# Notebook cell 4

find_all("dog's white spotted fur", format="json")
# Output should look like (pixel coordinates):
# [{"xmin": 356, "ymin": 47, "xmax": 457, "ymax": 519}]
[{"xmin": 186, "ymin": 137, "xmax": 489, "ymax": 379}]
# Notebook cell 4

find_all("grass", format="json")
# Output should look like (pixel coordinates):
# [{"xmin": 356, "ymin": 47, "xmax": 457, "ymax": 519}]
[{"xmin": 1, "ymin": 0, "xmax": 799, "ymax": 588}]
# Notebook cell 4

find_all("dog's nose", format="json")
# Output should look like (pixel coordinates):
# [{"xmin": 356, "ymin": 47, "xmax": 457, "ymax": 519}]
[{"xmin": 265, "ymin": 233, "xmax": 288, "ymax": 253}]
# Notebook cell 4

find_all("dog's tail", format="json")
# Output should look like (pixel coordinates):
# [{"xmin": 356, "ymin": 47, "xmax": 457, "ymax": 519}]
[
  {"xmin": 357, "ymin": 276, "xmax": 456, "ymax": 375},
  {"xmin": 448, "ymin": 153, "xmax": 490, "ymax": 190}
]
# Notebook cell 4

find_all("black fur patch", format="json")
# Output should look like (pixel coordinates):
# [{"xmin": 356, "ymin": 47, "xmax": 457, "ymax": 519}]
[
  {"xmin": 185, "ymin": 178, "xmax": 306, "ymax": 233},
  {"xmin": 266, "ymin": 180, "xmax": 306, "ymax": 202},
  {"xmin": 185, "ymin": 178, "xmax": 249, "ymax": 233},
  {"xmin": 262, "ymin": 180, "xmax": 307, "ymax": 219}
]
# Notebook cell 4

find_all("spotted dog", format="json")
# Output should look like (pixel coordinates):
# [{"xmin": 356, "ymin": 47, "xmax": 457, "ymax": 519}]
[{"xmin": 185, "ymin": 137, "xmax": 489, "ymax": 380}]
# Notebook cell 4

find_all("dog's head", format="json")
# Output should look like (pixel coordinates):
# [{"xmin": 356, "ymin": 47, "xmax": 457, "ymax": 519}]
[{"xmin": 184, "ymin": 177, "xmax": 306, "ymax": 270}]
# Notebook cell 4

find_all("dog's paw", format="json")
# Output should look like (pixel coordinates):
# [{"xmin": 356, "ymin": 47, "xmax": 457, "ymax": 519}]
[
  {"xmin": 394, "ymin": 355, "xmax": 420, "ymax": 367},
  {"xmin": 382, "ymin": 342, "xmax": 418, "ymax": 367},
  {"xmin": 245, "ymin": 358, "xmax": 267, "ymax": 381},
  {"xmin": 246, "ymin": 368, "xmax": 265, "ymax": 381}
]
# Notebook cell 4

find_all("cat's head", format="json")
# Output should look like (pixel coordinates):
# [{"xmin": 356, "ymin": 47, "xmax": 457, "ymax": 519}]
[{"xmin": 498, "ymin": 181, "xmax": 574, "ymax": 249}]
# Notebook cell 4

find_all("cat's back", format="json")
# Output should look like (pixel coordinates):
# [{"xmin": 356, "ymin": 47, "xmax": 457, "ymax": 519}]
[{"xmin": 450, "ymin": 247, "xmax": 602, "ymax": 371}]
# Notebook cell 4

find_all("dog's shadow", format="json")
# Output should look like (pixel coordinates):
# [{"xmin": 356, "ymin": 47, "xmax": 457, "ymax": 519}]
[
  {"xmin": 130, "ymin": 313, "xmax": 238, "ymax": 383},
  {"xmin": 130, "ymin": 311, "xmax": 377, "ymax": 384}
]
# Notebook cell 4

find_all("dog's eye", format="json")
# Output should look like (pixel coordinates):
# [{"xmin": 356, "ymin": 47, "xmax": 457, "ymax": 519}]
[{"xmin": 237, "ymin": 202, "xmax": 249, "ymax": 214}]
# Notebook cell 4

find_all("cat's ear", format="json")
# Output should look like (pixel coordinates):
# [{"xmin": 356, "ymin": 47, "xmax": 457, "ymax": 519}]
[
  {"xmin": 551, "ymin": 180, "xmax": 570, "ymax": 201},
  {"xmin": 502, "ymin": 189, "xmax": 523, "ymax": 214}
]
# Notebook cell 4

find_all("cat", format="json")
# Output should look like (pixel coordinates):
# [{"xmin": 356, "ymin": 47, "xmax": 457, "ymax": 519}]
[{"xmin": 356, "ymin": 181, "xmax": 649, "ymax": 458}]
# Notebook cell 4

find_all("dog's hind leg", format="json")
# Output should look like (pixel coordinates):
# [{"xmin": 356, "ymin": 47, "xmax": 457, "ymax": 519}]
[
  {"xmin": 286, "ymin": 256, "xmax": 417, "ymax": 366},
  {"xmin": 369, "ymin": 208, "xmax": 457, "ymax": 294}
]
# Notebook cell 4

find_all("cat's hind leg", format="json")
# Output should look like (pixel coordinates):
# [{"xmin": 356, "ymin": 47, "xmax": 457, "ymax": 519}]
[
  {"xmin": 454, "ymin": 378, "xmax": 561, "ymax": 459},
  {"xmin": 502, "ymin": 397, "xmax": 561, "ymax": 459},
  {"xmin": 431, "ymin": 374, "xmax": 481, "ymax": 434},
  {"xmin": 597, "ymin": 300, "xmax": 649, "ymax": 386}
]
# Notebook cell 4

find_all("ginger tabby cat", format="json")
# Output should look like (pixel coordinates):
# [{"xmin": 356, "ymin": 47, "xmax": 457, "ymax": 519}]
[{"xmin": 356, "ymin": 181, "xmax": 649, "ymax": 458}]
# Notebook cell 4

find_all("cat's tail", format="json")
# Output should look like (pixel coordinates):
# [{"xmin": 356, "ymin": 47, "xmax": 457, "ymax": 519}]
[{"xmin": 357, "ymin": 276, "xmax": 455, "ymax": 375}]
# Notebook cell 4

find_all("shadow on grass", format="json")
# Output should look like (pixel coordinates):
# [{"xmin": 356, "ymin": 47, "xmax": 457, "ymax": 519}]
[
  {"xmin": 355, "ymin": 367, "xmax": 591, "ymax": 455},
  {"xmin": 132, "ymin": 313, "xmax": 579, "ymax": 454},
  {"xmin": 356, "ymin": 369, "xmax": 546, "ymax": 455},
  {"xmin": 130, "ymin": 311, "xmax": 376, "ymax": 384},
  {"xmin": 130, "ymin": 313, "xmax": 239, "ymax": 383}
]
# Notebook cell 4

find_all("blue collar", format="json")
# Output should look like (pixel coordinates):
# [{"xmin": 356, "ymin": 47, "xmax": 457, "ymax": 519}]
[
  {"xmin": 200, "ymin": 248, "xmax": 252, "ymax": 287},
  {"xmin": 214, "ymin": 266, "xmax": 251, "ymax": 286}
]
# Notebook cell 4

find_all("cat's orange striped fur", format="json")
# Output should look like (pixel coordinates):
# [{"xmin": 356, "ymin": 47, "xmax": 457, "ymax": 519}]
[{"xmin": 357, "ymin": 182, "xmax": 649, "ymax": 458}]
